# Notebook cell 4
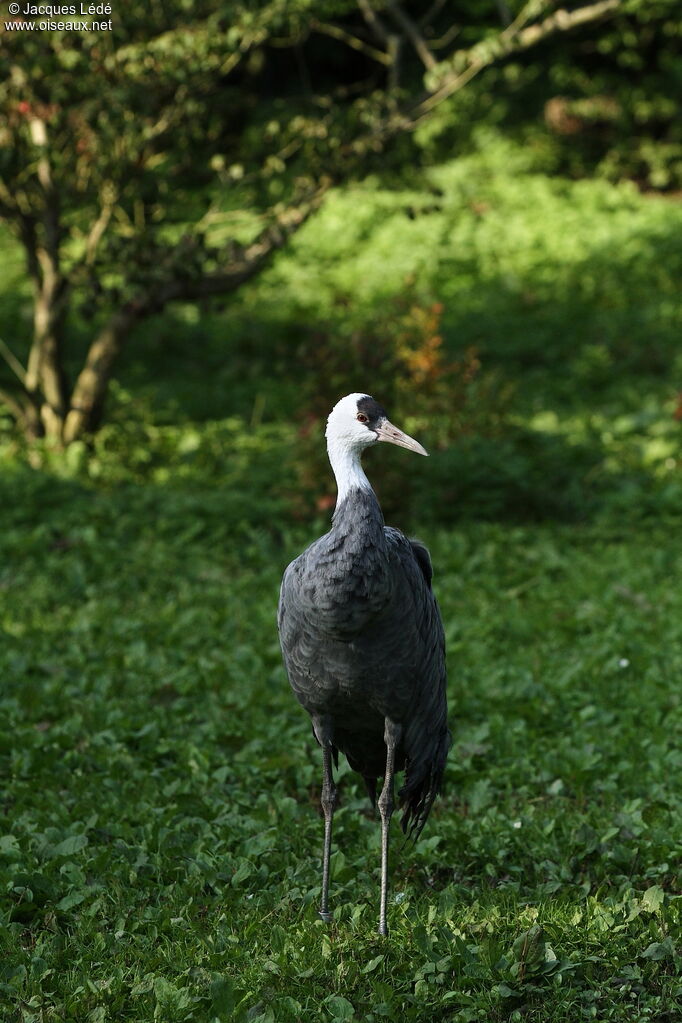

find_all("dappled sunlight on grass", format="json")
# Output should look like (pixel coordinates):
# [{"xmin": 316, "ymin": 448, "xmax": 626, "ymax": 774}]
[
  {"xmin": 1, "ymin": 142, "xmax": 682, "ymax": 1020},
  {"xmin": 1, "ymin": 467, "xmax": 681, "ymax": 1018}
]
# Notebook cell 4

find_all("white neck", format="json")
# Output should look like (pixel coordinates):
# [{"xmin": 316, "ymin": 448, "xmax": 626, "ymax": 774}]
[{"xmin": 327, "ymin": 438, "xmax": 372, "ymax": 503}]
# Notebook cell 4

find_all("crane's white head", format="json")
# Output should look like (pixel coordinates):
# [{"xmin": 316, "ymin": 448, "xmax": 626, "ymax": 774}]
[
  {"xmin": 326, "ymin": 393, "xmax": 427, "ymax": 499},
  {"xmin": 326, "ymin": 393, "xmax": 428, "ymax": 455}
]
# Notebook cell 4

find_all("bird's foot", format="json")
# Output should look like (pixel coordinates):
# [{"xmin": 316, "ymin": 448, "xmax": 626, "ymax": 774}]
[{"xmin": 318, "ymin": 908, "xmax": 333, "ymax": 924}]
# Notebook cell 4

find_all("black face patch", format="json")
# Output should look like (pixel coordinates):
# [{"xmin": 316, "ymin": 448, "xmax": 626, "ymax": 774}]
[{"xmin": 356, "ymin": 396, "xmax": 387, "ymax": 428}]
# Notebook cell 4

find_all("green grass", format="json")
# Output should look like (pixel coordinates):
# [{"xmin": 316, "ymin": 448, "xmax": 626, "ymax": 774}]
[
  {"xmin": 142, "ymin": 136, "xmax": 682, "ymax": 419},
  {"xmin": 1, "ymin": 138, "xmax": 682, "ymax": 1020},
  {"xmin": 1, "ymin": 471, "xmax": 680, "ymax": 1022}
]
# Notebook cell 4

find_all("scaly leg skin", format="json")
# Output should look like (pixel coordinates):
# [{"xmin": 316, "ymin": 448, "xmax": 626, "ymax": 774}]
[
  {"xmin": 319, "ymin": 741, "xmax": 336, "ymax": 923},
  {"xmin": 377, "ymin": 719, "xmax": 402, "ymax": 936}
]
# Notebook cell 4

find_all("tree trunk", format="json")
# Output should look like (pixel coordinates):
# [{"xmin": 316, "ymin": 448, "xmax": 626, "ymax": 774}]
[
  {"xmin": 20, "ymin": 118, "xmax": 69, "ymax": 442},
  {"xmin": 23, "ymin": 302, "xmax": 68, "ymax": 440},
  {"xmin": 25, "ymin": 272, "xmax": 69, "ymax": 440},
  {"xmin": 61, "ymin": 195, "xmax": 327, "ymax": 444},
  {"xmin": 62, "ymin": 305, "xmax": 136, "ymax": 445}
]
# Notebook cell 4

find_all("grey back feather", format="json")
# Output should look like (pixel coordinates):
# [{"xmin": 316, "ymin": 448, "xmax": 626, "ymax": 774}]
[{"xmin": 278, "ymin": 487, "xmax": 449, "ymax": 838}]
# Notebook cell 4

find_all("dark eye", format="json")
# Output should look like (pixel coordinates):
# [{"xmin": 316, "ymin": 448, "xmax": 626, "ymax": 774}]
[{"xmin": 356, "ymin": 413, "xmax": 369, "ymax": 424}]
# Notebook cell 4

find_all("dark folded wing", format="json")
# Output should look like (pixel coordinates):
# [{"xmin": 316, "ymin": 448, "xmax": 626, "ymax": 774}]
[{"xmin": 385, "ymin": 528, "xmax": 450, "ymax": 838}]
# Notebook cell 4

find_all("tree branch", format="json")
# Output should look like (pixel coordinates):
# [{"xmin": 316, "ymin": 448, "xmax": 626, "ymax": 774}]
[
  {"xmin": 0, "ymin": 384, "xmax": 41, "ymax": 438},
  {"xmin": 410, "ymin": 0, "xmax": 622, "ymax": 122},
  {"xmin": 311, "ymin": 20, "xmax": 391, "ymax": 65},
  {"xmin": 418, "ymin": 0, "xmax": 446, "ymax": 29},
  {"xmin": 386, "ymin": 2, "xmax": 437, "ymax": 71},
  {"xmin": 0, "ymin": 336, "xmax": 27, "ymax": 387},
  {"xmin": 428, "ymin": 24, "xmax": 462, "ymax": 52},
  {"xmin": 63, "ymin": 187, "xmax": 329, "ymax": 443},
  {"xmin": 65, "ymin": 184, "xmax": 117, "ymax": 277},
  {"xmin": 499, "ymin": 0, "xmax": 553, "ymax": 43},
  {"xmin": 23, "ymin": 114, "xmax": 69, "ymax": 434},
  {"xmin": 0, "ymin": 191, "xmax": 18, "ymax": 221},
  {"xmin": 29, "ymin": 117, "xmax": 60, "ymax": 262},
  {"xmin": 511, "ymin": 0, "xmax": 614, "ymax": 48},
  {"xmin": 357, "ymin": 0, "xmax": 391, "ymax": 46},
  {"xmin": 85, "ymin": 199, "xmax": 115, "ymax": 265},
  {"xmin": 0, "ymin": 386, "xmax": 28, "ymax": 423}
]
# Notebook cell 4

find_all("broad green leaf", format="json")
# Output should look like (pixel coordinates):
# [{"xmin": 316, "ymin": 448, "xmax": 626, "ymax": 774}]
[
  {"xmin": 325, "ymin": 995, "xmax": 355, "ymax": 1020},
  {"xmin": 51, "ymin": 835, "xmax": 89, "ymax": 858}
]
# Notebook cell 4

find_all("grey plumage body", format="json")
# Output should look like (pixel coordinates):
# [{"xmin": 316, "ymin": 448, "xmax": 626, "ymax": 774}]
[
  {"xmin": 279, "ymin": 488, "xmax": 449, "ymax": 833},
  {"xmin": 277, "ymin": 393, "xmax": 450, "ymax": 934}
]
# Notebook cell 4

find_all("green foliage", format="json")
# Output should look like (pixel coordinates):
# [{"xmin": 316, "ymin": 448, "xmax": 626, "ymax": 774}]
[
  {"xmin": 1, "ymin": 472, "xmax": 681, "ymax": 1020},
  {"xmin": 74, "ymin": 140, "xmax": 678, "ymax": 527},
  {"xmin": 1, "ymin": 10, "xmax": 681, "ymax": 1019},
  {"xmin": 1, "ymin": 0, "xmax": 677, "ymax": 443},
  {"xmin": 2, "ymin": 139, "xmax": 681, "ymax": 524},
  {"xmin": 416, "ymin": 0, "xmax": 682, "ymax": 191},
  {"xmin": 0, "ymin": 0, "xmax": 549, "ymax": 362},
  {"xmin": 1, "ymin": 146, "xmax": 681, "ymax": 1022}
]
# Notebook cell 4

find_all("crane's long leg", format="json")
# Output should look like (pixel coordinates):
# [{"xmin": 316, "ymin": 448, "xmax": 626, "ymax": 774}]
[
  {"xmin": 319, "ymin": 742, "xmax": 337, "ymax": 922},
  {"xmin": 377, "ymin": 719, "xmax": 402, "ymax": 936}
]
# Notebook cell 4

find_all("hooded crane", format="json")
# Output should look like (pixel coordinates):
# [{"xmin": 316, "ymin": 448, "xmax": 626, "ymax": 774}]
[{"xmin": 278, "ymin": 393, "xmax": 450, "ymax": 935}]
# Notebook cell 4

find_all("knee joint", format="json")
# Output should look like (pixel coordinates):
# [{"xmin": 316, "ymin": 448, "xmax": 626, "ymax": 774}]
[
  {"xmin": 378, "ymin": 791, "xmax": 394, "ymax": 818},
  {"xmin": 321, "ymin": 783, "xmax": 337, "ymax": 816}
]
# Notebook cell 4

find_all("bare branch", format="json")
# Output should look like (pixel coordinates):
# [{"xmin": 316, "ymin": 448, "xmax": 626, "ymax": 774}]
[
  {"xmin": 63, "ymin": 186, "xmax": 330, "ymax": 443},
  {"xmin": 511, "ymin": 0, "xmax": 616, "ymax": 47},
  {"xmin": 0, "ymin": 386, "xmax": 30, "ymax": 426},
  {"xmin": 387, "ymin": 33, "xmax": 402, "ymax": 92},
  {"xmin": 410, "ymin": 61, "xmax": 484, "ymax": 123},
  {"xmin": 68, "ymin": 185, "xmax": 117, "ymax": 270},
  {"xmin": 357, "ymin": 0, "xmax": 390, "ymax": 46},
  {"xmin": 29, "ymin": 117, "xmax": 61, "ymax": 259},
  {"xmin": 311, "ymin": 19, "xmax": 391, "ymax": 65},
  {"xmin": 0, "ymin": 337, "xmax": 27, "ymax": 387},
  {"xmin": 86, "ymin": 206, "xmax": 114, "ymax": 266},
  {"xmin": 386, "ymin": 2, "xmax": 437, "ymax": 71},
  {"xmin": 499, "ymin": 0, "xmax": 553, "ymax": 44},
  {"xmin": 418, "ymin": 0, "xmax": 446, "ymax": 28},
  {"xmin": 428, "ymin": 24, "xmax": 461, "ymax": 52},
  {"xmin": 153, "ymin": 187, "xmax": 331, "ymax": 306},
  {"xmin": 0, "ymin": 183, "xmax": 19, "ymax": 220}
]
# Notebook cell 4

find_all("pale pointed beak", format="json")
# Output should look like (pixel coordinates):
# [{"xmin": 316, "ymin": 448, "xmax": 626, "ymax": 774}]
[{"xmin": 375, "ymin": 418, "xmax": 428, "ymax": 456}]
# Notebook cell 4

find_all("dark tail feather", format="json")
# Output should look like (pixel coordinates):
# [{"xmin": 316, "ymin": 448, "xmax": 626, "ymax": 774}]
[
  {"xmin": 363, "ymin": 775, "xmax": 377, "ymax": 808},
  {"xmin": 398, "ymin": 728, "xmax": 450, "ymax": 841}
]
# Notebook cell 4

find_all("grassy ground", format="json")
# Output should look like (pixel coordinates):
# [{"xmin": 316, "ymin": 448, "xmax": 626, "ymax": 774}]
[
  {"xmin": 1, "ymin": 141, "xmax": 681, "ymax": 1020},
  {"xmin": 0, "ymin": 471, "xmax": 680, "ymax": 1022}
]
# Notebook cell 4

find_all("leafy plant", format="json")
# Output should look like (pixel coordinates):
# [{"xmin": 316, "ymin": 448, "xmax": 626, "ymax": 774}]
[
  {"xmin": 288, "ymin": 289, "xmax": 504, "ymax": 518},
  {"xmin": 0, "ymin": 0, "xmax": 633, "ymax": 444},
  {"xmin": 1, "ymin": 471, "xmax": 682, "ymax": 1020}
]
